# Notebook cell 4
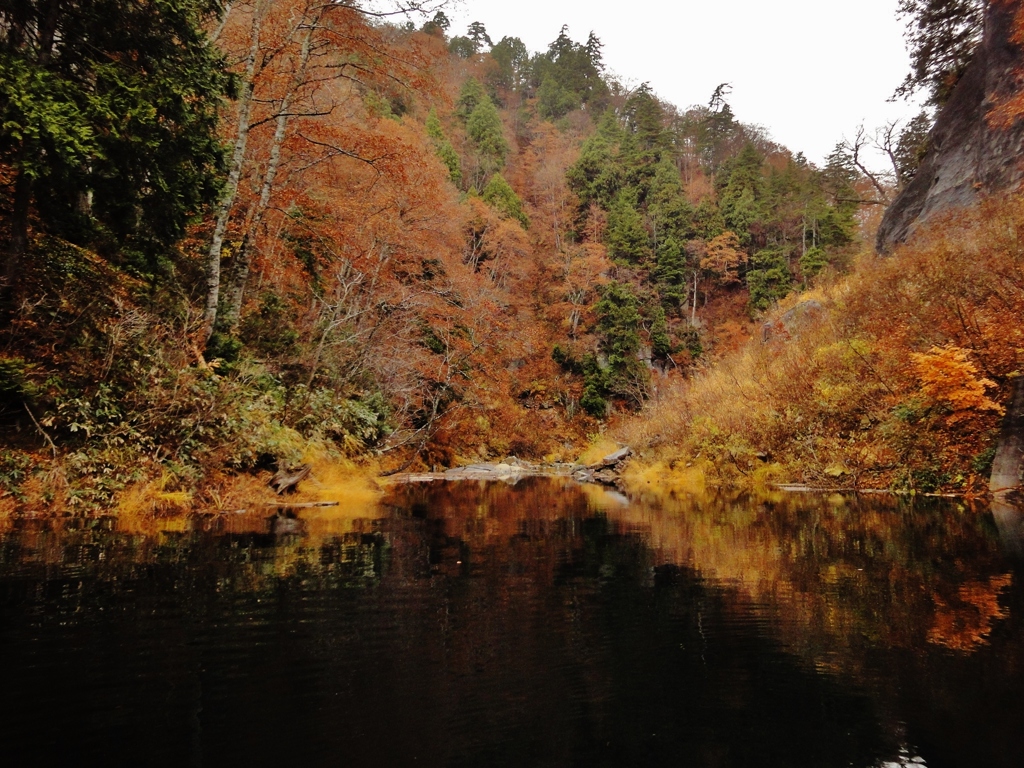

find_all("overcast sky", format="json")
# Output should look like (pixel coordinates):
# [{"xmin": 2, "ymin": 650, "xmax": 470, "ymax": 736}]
[{"xmin": 445, "ymin": 0, "xmax": 926, "ymax": 168}]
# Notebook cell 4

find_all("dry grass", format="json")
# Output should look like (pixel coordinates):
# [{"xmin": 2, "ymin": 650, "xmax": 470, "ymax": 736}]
[{"xmin": 578, "ymin": 437, "xmax": 625, "ymax": 465}]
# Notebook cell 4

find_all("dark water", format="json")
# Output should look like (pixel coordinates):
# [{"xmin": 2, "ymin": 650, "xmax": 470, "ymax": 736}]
[{"xmin": 1, "ymin": 479, "xmax": 1022, "ymax": 767}]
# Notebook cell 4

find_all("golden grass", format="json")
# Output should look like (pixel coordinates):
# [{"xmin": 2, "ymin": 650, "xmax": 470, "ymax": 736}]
[{"xmin": 577, "ymin": 437, "xmax": 624, "ymax": 466}]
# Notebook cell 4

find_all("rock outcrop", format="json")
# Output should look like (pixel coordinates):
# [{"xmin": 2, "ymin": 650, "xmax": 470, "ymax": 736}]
[
  {"xmin": 761, "ymin": 299, "xmax": 825, "ymax": 344},
  {"xmin": 990, "ymin": 375, "xmax": 1024, "ymax": 499},
  {"xmin": 391, "ymin": 448, "xmax": 635, "ymax": 489},
  {"xmin": 876, "ymin": 1, "xmax": 1024, "ymax": 253}
]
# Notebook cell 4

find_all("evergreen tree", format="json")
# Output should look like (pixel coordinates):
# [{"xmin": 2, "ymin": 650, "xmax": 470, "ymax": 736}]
[
  {"xmin": 746, "ymin": 247, "xmax": 792, "ymax": 311},
  {"xmin": 655, "ymin": 237, "xmax": 689, "ymax": 312},
  {"xmin": 799, "ymin": 246, "xmax": 829, "ymax": 281},
  {"xmin": 606, "ymin": 188, "xmax": 650, "ymax": 264},
  {"xmin": 1, "ymin": 0, "xmax": 229, "ymax": 285},
  {"xmin": 425, "ymin": 109, "xmax": 462, "ymax": 187},
  {"xmin": 466, "ymin": 94, "xmax": 509, "ymax": 179},
  {"xmin": 700, "ymin": 83, "xmax": 739, "ymax": 171},
  {"xmin": 489, "ymin": 36, "xmax": 529, "ymax": 91},
  {"xmin": 595, "ymin": 281, "xmax": 648, "ymax": 401},
  {"xmin": 537, "ymin": 76, "xmax": 580, "ymax": 120},
  {"xmin": 580, "ymin": 353, "xmax": 610, "ymax": 417},
  {"xmin": 896, "ymin": 0, "xmax": 984, "ymax": 104},
  {"xmin": 565, "ymin": 111, "xmax": 623, "ymax": 214},
  {"xmin": 649, "ymin": 303, "xmax": 672, "ymax": 359},
  {"xmin": 482, "ymin": 173, "xmax": 529, "ymax": 229},
  {"xmin": 449, "ymin": 36, "xmax": 476, "ymax": 59},
  {"xmin": 894, "ymin": 111, "xmax": 933, "ymax": 185},
  {"xmin": 718, "ymin": 143, "xmax": 766, "ymax": 245},
  {"xmin": 584, "ymin": 32, "xmax": 605, "ymax": 71},
  {"xmin": 647, "ymin": 157, "xmax": 693, "ymax": 244},
  {"xmin": 531, "ymin": 25, "xmax": 608, "ymax": 112},
  {"xmin": 692, "ymin": 198, "xmax": 726, "ymax": 241},
  {"xmin": 456, "ymin": 78, "xmax": 486, "ymax": 121},
  {"xmin": 623, "ymin": 83, "xmax": 665, "ymax": 152},
  {"xmin": 466, "ymin": 21, "xmax": 492, "ymax": 50}
]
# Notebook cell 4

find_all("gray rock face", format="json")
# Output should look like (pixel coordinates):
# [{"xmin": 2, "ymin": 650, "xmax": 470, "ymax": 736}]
[
  {"xmin": 761, "ymin": 300, "xmax": 824, "ymax": 344},
  {"xmin": 991, "ymin": 378, "xmax": 1024, "ymax": 499},
  {"xmin": 876, "ymin": 1, "xmax": 1024, "ymax": 253}
]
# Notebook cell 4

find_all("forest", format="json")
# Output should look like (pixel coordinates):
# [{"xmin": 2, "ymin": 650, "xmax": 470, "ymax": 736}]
[{"xmin": 2, "ymin": 0, "xmax": 1023, "ymax": 512}]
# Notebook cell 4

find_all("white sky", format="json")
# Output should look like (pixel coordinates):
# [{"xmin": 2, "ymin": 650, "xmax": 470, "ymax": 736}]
[{"xmin": 446, "ymin": 0, "xmax": 926, "ymax": 168}]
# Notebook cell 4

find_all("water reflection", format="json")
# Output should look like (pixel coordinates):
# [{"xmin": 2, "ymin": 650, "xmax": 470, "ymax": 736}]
[{"xmin": 0, "ymin": 479, "xmax": 1020, "ymax": 767}]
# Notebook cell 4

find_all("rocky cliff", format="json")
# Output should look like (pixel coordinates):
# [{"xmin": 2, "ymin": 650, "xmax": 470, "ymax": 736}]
[{"xmin": 876, "ymin": 0, "xmax": 1024, "ymax": 253}]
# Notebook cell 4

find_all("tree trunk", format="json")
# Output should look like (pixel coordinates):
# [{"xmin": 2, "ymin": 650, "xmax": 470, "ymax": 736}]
[
  {"xmin": 201, "ymin": 1, "xmax": 264, "ymax": 345},
  {"xmin": 210, "ymin": 0, "xmax": 234, "ymax": 42},
  {"xmin": 220, "ymin": 99, "xmax": 288, "ymax": 335},
  {"xmin": 691, "ymin": 270, "xmax": 698, "ymax": 326}
]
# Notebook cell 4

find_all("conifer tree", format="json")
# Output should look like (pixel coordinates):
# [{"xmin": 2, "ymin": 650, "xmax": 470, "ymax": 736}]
[
  {"xmin": 606, "ymin": 188, "xmax": 650, "ymax": 264},
  {"xmin": 623, "ymin": 83, "xmax": 665, "ymax": 152},
  {"xmin": 595, "ymin": 280, "xmax": 648, "ymax": 402},
  {"xmin": 0, "ymin": 0, "xmax": 229, "ymax": 289},
  {"xmin": 655, "ymin": 237, "xmax": 690, "ymax": 312},
  {"xmin": 489, "ymin": 36, "xmax": 529, "ymax": 91},
  {"xmin": 482, "ymin": 173, "xmax": 529, "ymax": 229},
  {"xmin": 426, "ymin": 109, "xmax": 462, "ymax": 187},
  {"xmin": 649, "ymin": 304, "xmax": 671, "ymax": 358},
  {"xmin": 456, "ymin": 78, "xmax": 486, "ymax": 122},
  {"xmin": 896, "ymin": 0, "xmax": 984, "ymax": 104},
  {"xmin": 647, "ymin": 157, "xmax": 693, "ymax": 245},
  {"xmin": 466, "ymin": 93, "xmax": 509, "ymax": 181}
]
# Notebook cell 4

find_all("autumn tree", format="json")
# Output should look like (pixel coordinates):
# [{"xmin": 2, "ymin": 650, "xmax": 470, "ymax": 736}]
[
  {"xmin": 701, "ymin": 231, "xmax": 745, "ymax": 287},
  {"xmin": 201, "ymin": 0, "xmax": 439, "ymax": 346},
  {"xmin": 911, "ymin": 345, "xmax": 1003, "ymax": 424},
  {"xmin": 421, "ymin": 10, "xmax": 450, "ymax": 36}
]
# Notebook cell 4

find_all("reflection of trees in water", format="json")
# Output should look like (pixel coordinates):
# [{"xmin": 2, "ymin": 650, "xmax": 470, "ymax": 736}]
[
  {"xmin": 0, "ymin": 481, "xmax": 1013, "ymax": 658},
  {"xmin": 601, "ymin": 489, "xmax": 1013, "ymax": 657},
  {"xmin": 0, "ymin": 480, "xmax": 1022, "ymax": 766}
]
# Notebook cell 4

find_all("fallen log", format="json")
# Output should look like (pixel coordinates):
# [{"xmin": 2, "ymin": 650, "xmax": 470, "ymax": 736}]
[{"xmin": 263, "ymin": 500, "xmax": 339, "ymax": 508}]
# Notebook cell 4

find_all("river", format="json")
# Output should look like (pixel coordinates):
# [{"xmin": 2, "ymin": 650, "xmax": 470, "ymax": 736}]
[{"xmin": 0, "ymin": 477, "xmax": 1021, "ymax": 767}]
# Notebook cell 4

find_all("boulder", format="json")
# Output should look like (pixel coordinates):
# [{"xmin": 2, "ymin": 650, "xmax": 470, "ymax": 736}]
[{"xmin": 588, "ymin": 446, "xmax": 632, "ymax": 471}]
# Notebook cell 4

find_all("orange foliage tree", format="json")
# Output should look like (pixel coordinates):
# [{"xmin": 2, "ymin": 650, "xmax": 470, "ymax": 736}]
[{"xmin": 910, "ymin": 345, "xmax": 1004, "ymax": 425}]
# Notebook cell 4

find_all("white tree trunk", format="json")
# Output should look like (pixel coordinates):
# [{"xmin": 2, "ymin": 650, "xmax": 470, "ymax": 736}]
[{"xmin": 201, "ymin": 0, "xmax": 265, "ymax": 345}]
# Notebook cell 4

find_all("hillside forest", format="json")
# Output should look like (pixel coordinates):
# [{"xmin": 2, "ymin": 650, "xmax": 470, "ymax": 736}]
[{"xmin": 2, "ymin": 0, "xmax": 1024, "ymax": 512}]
